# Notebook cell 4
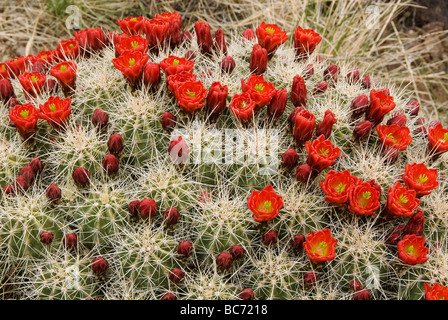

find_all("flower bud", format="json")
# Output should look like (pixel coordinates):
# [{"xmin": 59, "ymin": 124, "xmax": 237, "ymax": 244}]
[
  {"xmin": 205, "ymin": 81, "xmax": 228, "ymax": 121},
  {"xmin": 3, "ymin": 185, "xmax": 14, "ymax": 195},
  {"xmin": 107, "ymin": 134, "xmax": 124, "ymax": 155},
  {"xmin": 350, "ymin": 95, "xmax": 369, "ymax": 120},
  {"xmin": 290, "ymin": 75, "xmax": 307, "ymax": 107},
  {"xmin": 242, "ymin": 28, "xmax": 255, "ymax": 40},
  {"xmin": 8, "ymin": 97, "xmax": 19, "ymax": 109},
  {"xmin": 249, "ymin": 44, "xmax": 268, "ymax": 75},
  {"xmin": 214, "ymin": 29, "xmax": 227, "ymax": 55},
  {"xmin": 267, "ymin": 88, "xmax": 287, "ymax": 122},
  {"xmin": 138, "ymin": 198, "xmax": 158, "ymax": 219},
  {"xmin": 31, "ymin": 60, "xmax": 46, "ymax": 74},
  {"xmin": 303, "ymin": 272, "xmax": 318, "ymax": 286},
  {"xmin": 379, "ymin": 88, "xmax": 390, "ymax": 95},
  {"xmin": 128, "ymin": 199, "xmax": 140, "ymax": 217},
  {"xmin": 0, "ymin": 78, "xmax": 14, "ymax": 102},
  {"xmin": 312, "ymin": 81, "xmax": 328, "ymax": 95},
  {"xmin": 216, "ymin": 252, "xmax": 233, "ymax": 270},
  {"xmin": 46, "ymin": 184, "xmax": 62, "ymax": 203},
  {"xmin": 350, "ymin": 280, "xmax": 363, "ymax": 292},
  {"xmin": 199, "ymin": 190, "xmax": 211, "ymax": 203},
  {"xmin": 92, "ymin": 257, "xmax": 109, "ymax": 275},
  {"xmin": 281, "ymin": 148, "xmax": 299, "ymax": 169},
  {"xmin": 195, "ymin": 21, "xmax": 213, "ymax": 55},
  {"xmin": 63, "ymin": 233, "xmax": 78, "ymax": 250},
  {"xmin": 262, "ymin": 230, "xmax": 278, "ymax": 245},
  {"xmin": 14, "ymin": 176, "xmax": 29, "ymax": 192},
  {"xmin": 168, "ymin": 136, "xmax": 189, "ymax": 163},
  {"xmin": 290, "ymin": 234, "xmax": 305, "ymax": 251},
  {"xmin": 102, "ymin": 154, "xmax": 119, "ymax": 174},
  {"xmin": 163, "ymin": 207, "xmax": 180, "ymax": 226},
  {"xmin": 73, "ymin": 167, "xmax": 90, "ymax": 188},
  {"xmin": 229, "ymin": 245, "xmax": 245, "ymax": 260},
  {"xmin": 323, "ymin": 64, "xmax": 339, "ymax": 84},
  {"xmin": 40, "ymin": 231, "xmax": 54, "ymax": 245},
  {"xmin": 44, "ymin": 79, "xmax": 59, "ymax": 95},
  {"xmin": 362, "ymin": 75, "xmax": 371, "ymax": 89},
  {"xmin": 185, "ymin": 50, "xmax": 196, "ymax": 61},
  {"xmin": 161, "ymin": 292, "xmax": 177, "ymax": 300},
  {"xmin": 29, "ymin": 158, "xmax": 43, "ymax": 174},
  {"xmin": 221, "ymin": 56, "xmax": 236, "ymax": 74},
  {"xmin": 303, "ymin": 64, "xmax": 314, "ymax": 79},
  {"xmin": 386, "ymin": 111, "xmax": 407, "ymax": 127},
  {"xmin": 352, "ymin": 289, "xmax": 370, "ymax": 300},
  {"xmin": 347, "ymin": 66, "xmax": 360, "ymax": 83},
  {"xmin": 382, "ymin": 147, "xmax": 398, "ymax": 165},
  {"xmin": 295, "ymin": 164, "xmax": 312, "ymax": 183},
  {"xmin": 315, "ymin": 109, "xmax": 337, "ymax": 139},
  {"xmin": 414, "ymin": 117, "xmax": 426, "ymax": 135},
  {"xmin": 182, "ymin": 30, "xmax": 192, "ymax": 42},
  {"xmin": 353, "ymin": 120, "xmax": 373, "ymax": 140},
  {"xmin": 239, "ymin": 288, "xmax": 254, "ymax": 300},
  {"xmin": 403, "ymin": 209, "xmax": 425, "ymax": 237},
  {"xmin": 160, "ymin": 112, "xmax": 177, "ymax": 132},
  {"xmin": 385, "ymin": 224, "xmax": 405, "ymax": 245},
  {"xmin": 177, "ymin": 241, "xmax": 193, "ymax": 257},
  {"xmin": 143, "ymin": 62, "xmax": 161, "ymax": 89},
  {"xmin": 168, "ymin": 268, "xmax": 185, "ymax": 283},
  {"xmin": 19, "ymin": 165, "xmax": 35, "ymax": 185},
  {"xmin": 405, "ymin": 100, "xmax": 420, "ymax": 117},
  {"xmin": 92, "ymin": 108, "xmax": 109, "ymax": 129}
]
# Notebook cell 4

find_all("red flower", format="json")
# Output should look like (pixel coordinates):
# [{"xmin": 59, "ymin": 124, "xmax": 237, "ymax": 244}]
[
  {"xmin": 247, "ymin": 185, "xmax": 283, "ymax": 222},
  {"xmin": 320, "ymin": 170, "xmax": 357, "ymax": 205},
  {"xmin": 174, "ymin": 80, "xmax": 207, "ymax": 113},
  {"xmin": 205, "ymin": 81, "xmax": 229, "ymax": 121},
  {"xmin": 293, "ymin": 26, "xmax": 322, "ymax": 57},
  {"xmin": 403, "ymin": 163, "xmax": 438, "ymax": 197},
  {"xmin": 57, "ymin": 39, "xmax": 79, "ymax": 59},
  {"xmin": 385, "ymin": 181, "xmax": 421, "ymax": 218},
  {"xmin": 249, "ymin": 44, "xmax": 268, "ymax": 75},
  {"xmin": 255, "ymin": 22, "xmax": 288, "ymax": 55},
  {"xmin": 115, "ymin": 35, "xmax": 148, "ymax": 56},
  {"xmin": 305, "ymin": 135, "xmax": 340, "ymax": 172},
  {"xmin": 397, "ymin": 235, "xmax": 429, "ymax": 265},
  {"xmin": 427, "ymin": 123, "xmax": 448, "ymax": 155},
  {"xmin": 242, "ymin": 28, "xmax": 255, "ymax": 40},
  {"xmin": 366, "ymin": 89, "xmax": 396, "ymax": 124},
  {"xmin": 292, "ymin": 108, "xmax": 315, "ymax": 145},
  {"xmin": 347, "ymin": 179, "xmax": 381, "ymax": 215},
  {"xmin": 376, "ymin": 124, "xmax": 412, "ymax": 151},
  {"xmin": 424, "ymin": 283, "xmax": 448, "ymax": 300},
  {"xmin": 167, "ymin": 71, "xmax": 197, "ymax": 94},
  {"xmin": 290, "ymin": 75, "xmax": 307, "ymax": 107},
  {"xmin": 229, "ymin": 92, "xmax": 256, "ymax": 124},
  {"xmin": 6, "ymin": 57, "xmax": 27, "ymax": 75},
  {"xmin": 315, "ymin": 109, "xmax": 337, "ymax": 139},
  {"xmin": 74, "ymin": 27, "xmax": 106, "ymax": 52},
  {"xmin": 9, "ymin": 103, "xmax": 40, "ymax": 140},
  {"xmin": 49, "ymin": 61, "xmax": 77, "ymax": 95},
  {"xmin": 39, "ymin": 96, "xmax": 71, "ymax": 130},
  {"xmin": 18, "ymin": 72, "xmax": 46, "ymax": 97},
  {"xmin": 144, "ymin": 18, "xmax": 170, "ymax": 49},
  {"xmin": 160, "ymin": 55, "xmax": 194, "ymax": 77},
  {"xmin": 303, "ymin": 229, "xmax": 337, "ymax": 263},
  {"xmin": 112, "ymin": 51, "xmax": 149, "ymax": 86},
  {"xmin": 117, "ymin": 16, "xmax": 146, "ymax": 36},
  {"xmin": 143, "ymin": 62, "xmax": 161, "ymax": 89},
  {"xmin": 155, "ymin": 11, "xmax": 182, "ymax": 47},
  {"xmin": 195, "ymin": 21, "xmax": 214, "ymax": 55},
  {"xmin": 36, "ymin": 50, "xmax": 59, "ymax": 66},
  {"xmin": 241, "ymin": 74, "xmax": 276, "ymax": 109}
]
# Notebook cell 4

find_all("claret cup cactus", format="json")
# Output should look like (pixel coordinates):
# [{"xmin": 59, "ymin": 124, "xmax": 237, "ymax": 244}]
[{"xmin": 1, "ymin": 10, "xmax": 448, "ymax": 301}]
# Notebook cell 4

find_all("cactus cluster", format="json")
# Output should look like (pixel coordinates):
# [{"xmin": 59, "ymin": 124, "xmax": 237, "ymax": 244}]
[{"xmin": 1, "ymin": 11, "xmax": 448, "ymax": 300}]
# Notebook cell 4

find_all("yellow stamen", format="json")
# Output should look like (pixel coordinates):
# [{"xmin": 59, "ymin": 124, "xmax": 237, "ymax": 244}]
[
  {"xmin": 265, "ymin": 27, "xmax": 275, "ymax": 34},
  {"xmin": 49, "ymin": 103, "xmax": 56, "ymax": 112},
  {"xmin": 128, "ymin": 58, "xmax": 135, "ymax": 67},
  {"xmin": 20, "ymin": 110, "xmax": 30, "ymax": 118}
]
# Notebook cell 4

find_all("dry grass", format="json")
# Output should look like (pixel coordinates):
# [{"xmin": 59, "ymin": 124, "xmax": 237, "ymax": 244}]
[{"xmin": 0, "ymin": 0, "xmax": 447, "ymax": 120}]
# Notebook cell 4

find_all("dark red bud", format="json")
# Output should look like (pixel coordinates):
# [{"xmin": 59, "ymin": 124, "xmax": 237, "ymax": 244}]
[
  {"xmin": 303, "ymin": 64, "xmax": 314, "ymax": 79},
  {"xmin": 182, "ymin": 30, "xmax": 192, "ymax": 42},
  {"xmin": 239, "ymin": 288, "xmax": 254, "ymax": 300},
  {"xmin": 312, "ymin": 81, "xmax": 328, "ymax": 95},
  {"xmin": 44, "ymin": 79, "xmax": 59, "ymax": 95},
  {"xmin": 8, "ymin": 97, "xmax": 20, "ymax": 109},
  {"xmin": 403, "ymin": 209, "xmax": 425, "ymax": 236},
  {"xmin": 352, "ymin": 289, "xmax": 371, "ymax": 300},
  {"xmin": 229, "ymin": 245, "xmax": 245, "ymax": 260},
  {"xmin": 29, "ymin": 158, "xmax": 43, "ymax": 174},
  {"xmin": 46, "ymin": 184, "xmax": 62, "ymax": 202},
  {"xmin": 250, "ymin": 44, "xmax": 268, "ymax": 75},
  {"xmin": 221, "ymin": 56, "xmax": 236, "ymax": 74},
  {"xmin": 72, "ymin": 167, "xmax": 90, "ymax": 188},
  {"xmin": 281, "ymin": 148, "xmax": 299, "ymax": 169},
  {"xmin": 102, "ymin": 154, "xmax": 119, "ymax": 174},
  {"xmin": 323, "ymin": 65, "xmax": 339, "ymax": 83},
  {"xmin": 19, "ymin": 165, "xmax": 35, "ymax": 185},
  {"xmin": 347, "ymin": 66, "xmax": 360, "ymax": 83},
  {"xmin": 216, "ymin": 252, "xmax": 233, "ymax": 270},
  {"xmin": 290, "ymin": 75, "xmax": 307, "ymax": 107},
  {"xmin": 295, "ymin": 164, "xmax": 312, "ymax": 183},
  {"xmin": 91, "ymin": 257, "xmax": 109, "ymax": 275},
  {"xmin": 385, "ymin": 224, "xmax": 405, "ymax": 245},
  {"xmin": 161, "ymin": 292, "xmax": 177, "ymax": 300},
  {"xmin": 362, "ymin": 75, "xmax": 371, "ymax": 89},
  {"xmin": 138, "ymin": 198, "xmax": 158, "ymax": 219},
  {"xmin": 2, "ymin": 184, "xmax": 14, "ymax": 195},
  {"xmin": 160, "ymin": 112, "xmax": 177, "ymax": 132},
  {"xmin": 350, "ymin": 95, "xmax": 369, "ymax": 120},
  {"xmin": 303, "ymin": 272, "xmax": 318, "ymax": 286},
  {"xmin": 63, "ymin": 233, "xmax": 78, "ymax": 250},
  {"xmin": 353, "ymin": 121, "xmax": 373, "ymax": 140},
  {"xmin": 92, "ymin": 108, "xmax": 109, "ymax": 129},
  {"xmin": 262, "ymin": 230, "xmax": 278, "ymax": 245},
  {"xmin": 0, "ymin": 78, "xmax": 14, "ymax": 102},
  {"xmin": 214, "ymin": 29, "xmax": 227, "ymax": 55},
  {"xmin": 290, "ymin": 234, "xmax": 305, "ymax": 251},
  {"xmin": 185, "ymin": 50, "xmax": 196, "ymax": 61},
  {"xmin": 405, "ymin": 100, "xmax": 419, "ymax": 117},
  {"xmin": 195, "ymin": 21, "xmax": 213, "ymax": 55},
  {"xmin": 143, "ymin": 62, "xmax": 161, "ymax": 89},
  {"xmin": 14, "ymin": 175, "xmax": 29, "ymax": 192},
  {"xmin": 168, "ymin": 268, "xmax": 185, "ymax": 283},
  {"xmin": 107, "ymin": 134, "xmax": 124, "ymax": 155},
  {"xmin": 350, "ymin": 280, "xmax": 363, "ymax": 292},
  {"xmin": 177, "ymin": 241, "xmax": 193, "ymax": 257},
  {"xmin": 386, "ymin": 111, "xmax": 407, "ymax": 127},
  {"xmin": 382, "ymin": 147, "xmax": 398, "ymax": 165},
  {"xmin": 242, "ymin": 28, "xmax": 255, "ymax": 40},
  {"xmin": 163, "ymin": 207, "xmax": 180, "ymax": 226},
  {"xmin": 315, "ymin": 109, "xmax": 337, "ymax": 139},
  {"xmin": 128, "ymin": 199, "xmax": 140, "ymax": 217},
  {"xmin": 267, "ymin": 88, "xmax": 287, "ymax": 122},
  {"xmin": 38, "ymin": 231, "xmax": 54, "ymax": 245}
]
